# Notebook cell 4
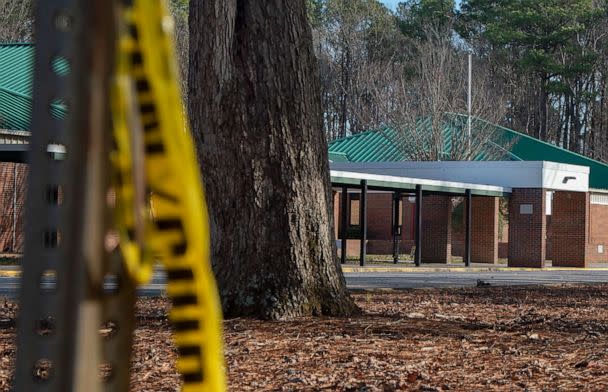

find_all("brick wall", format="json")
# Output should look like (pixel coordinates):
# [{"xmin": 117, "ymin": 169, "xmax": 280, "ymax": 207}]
[
  {"xmin": 366, "ymin": 193, "xmax": 393, "ymax": 240},
  {"xmin": 471, "ymin": 196, "xmax": 499, "ymax": 263},
  {"xmin": 552, "ymin": 191, "xmax": 589, "ymax": 267},
  {"xmin": 588, "ymin": 201, "xmax": 608, "ymax": 263},
  {"xmin": 0, "ymin": 163, "xmax": 27, "ymax": 253},
  {"xmin": 451, "ymin": 238, "xmax": 464, "ymax": 257},
  {"xmin": 367, "ymin": 239, "xmax": 415, "ymax": 255},
  {"xmin": 498, "ymin": 242, "xmax": 508, "ymax": 259},
  {"xmin": 508, "ymin": 188, "xmax": 546, "ymax": 267},
  {"xmin": 366, "ymin": 194, "xmax": 416, "ymax": 242},
  {"xmin": 421, "ymin": 195, "xmax": 452, "ymax": 263},
  {"xmin": 403, "ymin": 199, "xmax": 416, "ymax": 241}
]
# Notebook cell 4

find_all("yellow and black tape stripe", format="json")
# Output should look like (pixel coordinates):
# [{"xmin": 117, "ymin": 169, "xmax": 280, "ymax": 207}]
[{"xmin": 111, "ymin": 0, "xmax": 226, "ymax": 391}]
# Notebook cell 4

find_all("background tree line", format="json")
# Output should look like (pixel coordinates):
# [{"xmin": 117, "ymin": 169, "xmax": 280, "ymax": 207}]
[
  {"xmin": 4, "ymin": 0, "xmax": 607, "ymax": 161},
  {"xmin": 309, "ymin": 0, "xmax": 608, "ymax": 162}
]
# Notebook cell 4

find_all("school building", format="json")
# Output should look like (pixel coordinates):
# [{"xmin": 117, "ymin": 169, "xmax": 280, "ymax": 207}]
[{"xmin": 328, "ymin": 122, "xmax": 608, "ymax": 268}]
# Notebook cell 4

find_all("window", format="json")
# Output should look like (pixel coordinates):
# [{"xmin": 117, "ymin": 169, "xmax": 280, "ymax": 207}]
[
  {"xmin": 349, "ymin": 194, "xmax": 360, "ymax": 226},
  {"xmin": 396, "ymin": 200, "xmax": 403, "ymax": 226}
]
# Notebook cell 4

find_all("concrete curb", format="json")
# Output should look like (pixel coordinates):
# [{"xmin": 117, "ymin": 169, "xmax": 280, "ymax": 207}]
[
  {"xmin": 347, "ymin": 282, "xmax": 605, "ymax": 293},
  {"xmin": 0, "ymin": 270, "xmax": 20, "ymax": 277},
  {"xmin": 341, "ymin": 266, "xmax": 608, "ymax": 273},
  {"xmin": 4, "ymin": 267, "xmax": 608, "ymax": 277}
]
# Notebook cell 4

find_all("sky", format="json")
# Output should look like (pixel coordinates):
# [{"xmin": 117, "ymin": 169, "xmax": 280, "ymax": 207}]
[
  {"xmin": 380, "ymin": 0, "xmax": 461, "ymax": 11},
  {"xmin": 380, "ymin": 0, "xmax": 401, "ymax": 10}
]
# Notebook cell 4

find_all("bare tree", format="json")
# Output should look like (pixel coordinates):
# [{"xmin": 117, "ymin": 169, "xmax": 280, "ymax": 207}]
[
  {"xmin": 0, "ymin": 0, "xmax": 33, "ymax": 42},
  {"xmin": 313, "ymin": 0, "xmax": 403, "ymax": 140},
  {"xmin": 0, "ymin": 162, "xmax": 27, "ymax": 253},
  {"xmin": 168, "ymin": 0, "xmax": 189, "ymax": 97},
  {"xmin": 370, "ymin": 26, "xmax": 512, "ymax": 161}
]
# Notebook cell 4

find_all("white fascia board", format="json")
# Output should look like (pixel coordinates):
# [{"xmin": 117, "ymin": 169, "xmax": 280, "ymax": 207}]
[
  {"xmin": 330, "ymin": 161, "xmax": 589, "ymax": 192},
  {"xmin": 590, "ymin": 188, "xmax": 608, "ymax": 195},
  {"xmin": 330, "ymin": 170, "xmax": 510, "ymax": 195},
  {"xmin": 540, "ymin": 161, "xmax": 589, "ymax": 192},
  {"xmin": 330, "ymin": 161, "xmax": 541, "ymax": 188}
]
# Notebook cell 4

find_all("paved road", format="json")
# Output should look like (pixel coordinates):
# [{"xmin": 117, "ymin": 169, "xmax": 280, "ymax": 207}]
[
  {"xmin": 344, "ymin": 270, "xmax": 608, "ymax": 290},
  {"xmin": 1, "ymin": 269, "xmax": 607, "ymax": 298}
]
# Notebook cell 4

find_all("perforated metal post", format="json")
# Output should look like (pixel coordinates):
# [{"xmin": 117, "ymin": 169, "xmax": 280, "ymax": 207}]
[
  {"xmin": 14, "ymin": 1, "xmax": 83, "ymax": 390},
  {"xmin": 14, "ymin": 2, "xmax": 128, "ymax": 391}
]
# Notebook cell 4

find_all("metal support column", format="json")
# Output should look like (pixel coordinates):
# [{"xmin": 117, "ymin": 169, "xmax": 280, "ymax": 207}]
[
  {"xmin": 392, "ymin": 191, "xmax": 401, "ymax": 264},
  {"xmin": 340, "ymin": 186, "xmax": 348, "ymax": 264},
  {"xmin": 15, "ymin": 1, "xmax": 83, "ymax": 390},
  {"xmin": 359, "ymin": 180, "xmax": 367, "ymax": 267},
  {"xmin": 415, "ymin": 185, "xmax": 422, "ymax": 267},
  {"xmin": 11, "ymin": 163, "xmax": 17, "ymax": 252},
  {"xmin": 465, "ymin": 189, "xmax": 472, "ymax": 267}
]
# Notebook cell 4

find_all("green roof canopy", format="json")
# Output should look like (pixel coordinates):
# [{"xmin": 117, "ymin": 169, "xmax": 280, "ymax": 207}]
[
  {"xmin": 0, "ymin": 43, "xmax": 68, "ymax": 131},
  {"xmin": 328, "ymin": 114, "xmax": 608, "ymax": 190}
]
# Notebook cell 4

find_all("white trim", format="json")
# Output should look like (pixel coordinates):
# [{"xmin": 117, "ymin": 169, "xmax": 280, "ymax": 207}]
[
  {"xmin": 330, "ymin": 170, "xmax": 510, "ymax": 194},
  {"xmin": 591, "ymin": 194, "xmax": 608, "ymax": 206},
  {"xmin": 330, "ymin": 161, "xmax": 589, "ymax": 192}
]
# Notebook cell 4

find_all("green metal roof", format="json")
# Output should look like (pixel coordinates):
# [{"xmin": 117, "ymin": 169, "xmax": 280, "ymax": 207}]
[
  {"xmin": 0, "ymin": 43, "xmax": 68, "ymax": 131},
  {"xmin": 328, "ymin": 129, "xmax": 404, "ymax": 162},
  {"xmin": 328, "ymin": 151, "xmax": 350, "ymax": 162},
  {"xmin": 328, "ymin": 114, "xmax": 608, "ymax": 190}
]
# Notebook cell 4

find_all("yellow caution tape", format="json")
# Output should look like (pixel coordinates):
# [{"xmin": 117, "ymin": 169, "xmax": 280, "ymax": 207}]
[{"xmin": 111, "ymin": 0, "xmax": 226, "ymax": 390}]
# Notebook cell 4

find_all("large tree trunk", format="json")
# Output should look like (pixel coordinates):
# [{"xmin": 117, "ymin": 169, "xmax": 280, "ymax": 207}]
[{"xmin": 188, "ymin": 0, "xmax": 357, "ymax": 319}]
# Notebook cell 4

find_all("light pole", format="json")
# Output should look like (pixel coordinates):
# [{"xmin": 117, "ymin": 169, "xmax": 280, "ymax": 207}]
[{"xmin": 467, "ymin": 52, "xmax": 472, "ymax": 158}]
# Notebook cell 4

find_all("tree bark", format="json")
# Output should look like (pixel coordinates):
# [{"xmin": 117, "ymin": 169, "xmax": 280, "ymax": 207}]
[{"xmin": 188, "ymin": 0, "xmax": 357, "ymax": 319}]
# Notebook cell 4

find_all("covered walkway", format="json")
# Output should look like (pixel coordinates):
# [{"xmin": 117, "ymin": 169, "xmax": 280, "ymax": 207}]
[
  {"xmin": 331, "ymin": 160, "xmax": 603, "ymax": 269},
  {"xmin": 330, "ymin": 168, "xmax": 510, "ymax": 267}
]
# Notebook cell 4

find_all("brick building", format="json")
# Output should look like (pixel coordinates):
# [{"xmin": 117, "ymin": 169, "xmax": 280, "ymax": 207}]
[
  {"xmin": 0, "ymin": 44, "xmax": 60, "ymax": 253},
  {"xmin": 329, "ymin": 133, "xmax": 608, "ymax": 268}
]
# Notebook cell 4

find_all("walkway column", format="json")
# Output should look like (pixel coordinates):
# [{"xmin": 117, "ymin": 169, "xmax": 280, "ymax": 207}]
[
  {"xmin": 421, "ymin": 194, "xmax": 452, "ymax": 263},
  {"xmin": 359, "ymin": 180, "xmax": 367, "ymax": 266},
  {"xmin": 464, "ymin": 190, "xmax": 472, "ymax": 267},
  {"xmin": 415, "ymin": 185, "xmax": 422, "ymax": 266},
  {"xmin": 471, "ymin": 196, "xmax": 499, "ymax": 264},
  {"xmin": 340, "ymin": 187, "xmax": 348, "ymax": 264},
  {"xmin": 392, "ymin": 192, "xmax": 401, "ymax": 264},
  {"xmin": 508, "ymin": 189, "xmax": 546, "ymax": 268},
  {"xmin": 552, "ymin": 191, "xmax": 589, "ymax": 267}
]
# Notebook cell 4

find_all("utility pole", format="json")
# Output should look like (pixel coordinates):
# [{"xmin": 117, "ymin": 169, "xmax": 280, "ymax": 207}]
[
  {"xmin": 12, "ymin": 163, "xmax": 16, "ymax": 252},
  {"xmin": 467, "ymin": 53, "xmax": 472, "ymax": 158}
]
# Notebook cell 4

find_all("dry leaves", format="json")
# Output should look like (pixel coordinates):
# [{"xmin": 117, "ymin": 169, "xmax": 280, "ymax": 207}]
[{"xmin": 1, "ymin": 285, "xmax": 608, "ymax": 390}]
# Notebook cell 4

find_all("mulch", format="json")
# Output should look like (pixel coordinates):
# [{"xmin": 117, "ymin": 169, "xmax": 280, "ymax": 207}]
[{"xmin": 2, "ymin": 284, "xmax": 608, "ymax": 391}]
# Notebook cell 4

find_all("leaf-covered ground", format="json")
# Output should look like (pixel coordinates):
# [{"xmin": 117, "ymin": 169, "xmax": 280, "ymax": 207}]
[{"xmin": 2, "ymin": 284, "xmax": 608, "ymax": 391}]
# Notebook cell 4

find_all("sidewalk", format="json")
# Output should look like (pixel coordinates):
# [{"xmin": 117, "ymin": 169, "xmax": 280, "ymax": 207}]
[{"xmin": 3, "ymin": 262, "xmax": 608, "ymax": 277}]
